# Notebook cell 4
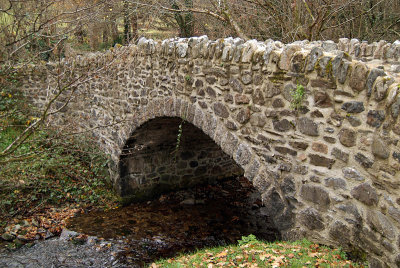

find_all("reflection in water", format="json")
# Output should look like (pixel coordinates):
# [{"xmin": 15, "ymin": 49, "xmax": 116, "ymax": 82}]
[{"xmin": 67, "ymin": 177, "xmax": 280, "ymax": 266}]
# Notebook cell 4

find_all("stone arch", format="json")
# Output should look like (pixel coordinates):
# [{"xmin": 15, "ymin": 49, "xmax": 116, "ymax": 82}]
[{"xmin": 114, "ymin": 97, "xmax": 296, "ymax": 235}]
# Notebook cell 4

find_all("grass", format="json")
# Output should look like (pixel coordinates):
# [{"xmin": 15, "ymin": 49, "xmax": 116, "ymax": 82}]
[{"xmin": 152, "ymin": 235, "xmax": 366, "ymax": 268}]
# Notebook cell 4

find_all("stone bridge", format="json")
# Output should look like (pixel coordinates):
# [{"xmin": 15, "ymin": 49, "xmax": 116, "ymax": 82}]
[{"xmin": 22, "ymin": 36, "xmax": 400, "ymax": 266}]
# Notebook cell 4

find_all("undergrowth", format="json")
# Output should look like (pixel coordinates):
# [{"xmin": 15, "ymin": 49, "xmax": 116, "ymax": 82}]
[{"xmin": 0, "ymin": 66, "xmax": 118, "ymax": 230}]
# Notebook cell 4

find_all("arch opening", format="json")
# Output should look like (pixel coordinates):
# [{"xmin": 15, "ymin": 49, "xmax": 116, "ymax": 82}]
[{"xmin": 119, "ymin": 117, "xmax": 243, "ymax": 200}]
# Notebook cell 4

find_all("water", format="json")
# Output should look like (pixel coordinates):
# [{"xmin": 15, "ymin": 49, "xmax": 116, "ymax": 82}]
[{"xmin": 66, "ymin": 176, "xmax": 280, "ymax": 267}]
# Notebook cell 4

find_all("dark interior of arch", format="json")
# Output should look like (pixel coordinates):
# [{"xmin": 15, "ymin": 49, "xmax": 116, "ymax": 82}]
[{"xmin": 119, "ymin": 117, "xmax": 244, "ymax": 201}]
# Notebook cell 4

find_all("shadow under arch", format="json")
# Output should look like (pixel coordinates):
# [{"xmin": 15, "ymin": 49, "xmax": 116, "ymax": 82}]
[{"xmin": 118, "ymin": 116, "xmax": 244, "ymax": 201}]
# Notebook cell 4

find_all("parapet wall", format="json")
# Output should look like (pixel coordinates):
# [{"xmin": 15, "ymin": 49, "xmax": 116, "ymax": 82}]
[{"xmin": 20, "ymin": 36, "xmax": 400, "ymax": 267}]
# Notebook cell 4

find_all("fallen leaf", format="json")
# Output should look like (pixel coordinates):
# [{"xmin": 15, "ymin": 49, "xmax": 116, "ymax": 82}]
[
  {"xmin": 236, "ymin": 255, "xmax": 243, "ymax": 262},
  {"xmin": 216, "ymin": 251, "xmax": 227, "ymax": 258}
]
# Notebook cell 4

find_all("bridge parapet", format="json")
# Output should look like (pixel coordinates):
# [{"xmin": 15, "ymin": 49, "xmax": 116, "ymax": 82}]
[{"xmin": 20, "ymin": 36, "xmax": 400, "ymax": 266}]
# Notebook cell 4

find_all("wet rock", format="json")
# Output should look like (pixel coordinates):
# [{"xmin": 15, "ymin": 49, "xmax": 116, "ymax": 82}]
[
  {"xmin": 342, "ymin": 167, "xmax": 364, "ymax": 181},
  {"xmin": 325, "ymin": 177, "xmax": 347, "ymax": 190},
  {"xmin": 367, "ymin": 110, "xmax": 385, "ymax": 128},
  {"xmin": 351, "ymin": 183, "xmax": 379, "ymax": 206},
  {"xmin": 1, "ymin": 233, "xmax": 15, "ymax": 241},
  {"xmin": 60, "ymin": 229, "xmax": 79, "ymax": 240},
  {"xmin": 341, "ymin": 101, "xmax": 365, "ymax": 113},
  {"xmin": 367, "ymin": 210, "xmax": 396, "ymax": 240},
  {"xmin": 354, "ymin": 152, "xmax": 374, "ymax": 168},
  {"xmin": 273, "ymin": 119, "xmax": 292, "ymax": 132},
  {"xmin": 339, "ymin": 128, "xmax": 357, "ymax": 147},
  {"xmin": 371, "ymin": 137, "xmax": 389, "ymax": 159},
  {"xmin": 299, "ymin": 207, "xmax": 324, "ymax": 230},
  {"xmin": 297, "ymin": 117, "xmax": 319, "ymax": 136},
  {"xmin": 331, "ymin": 148, "xmax": 348, "ymax": 164},
  {"xmin": 213, "ymin": 103, "xmax": 229, "ymax": 118},
  {"xmin": 16, "ymin": 235, "xmax": 32, "ymax": 242},
  {"xmin": 300, "ymin": 185, "xmax": 331, "ymax": 208},
  {"xmin": 180, "ymin": 198, "xmax": 195, "ymax": 205},
  {"xmin": 309, "ymin": 154, "xmax": 335, "ymax": 169}
]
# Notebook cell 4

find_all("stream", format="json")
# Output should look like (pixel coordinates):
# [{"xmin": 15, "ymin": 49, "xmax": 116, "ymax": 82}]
[{"xmin": 0, "ymin": 176, "xmax": 280, "ymax": 267}]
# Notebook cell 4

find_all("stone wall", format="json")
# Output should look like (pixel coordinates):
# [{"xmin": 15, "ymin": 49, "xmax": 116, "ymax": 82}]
[{"xmin": 20, "ymin": 36, "xmax": 400, "ymax": 267}]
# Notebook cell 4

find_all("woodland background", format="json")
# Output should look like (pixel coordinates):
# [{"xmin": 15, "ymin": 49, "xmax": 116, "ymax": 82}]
[{"xmin": 1, "ymin": 0, "xmax": 400, "ymax": 64}]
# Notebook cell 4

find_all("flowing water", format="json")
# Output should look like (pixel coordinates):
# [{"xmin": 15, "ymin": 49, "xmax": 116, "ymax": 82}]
[{"xmin": 66, "ymin": 176, "xmax": 280, "ymax": 267}]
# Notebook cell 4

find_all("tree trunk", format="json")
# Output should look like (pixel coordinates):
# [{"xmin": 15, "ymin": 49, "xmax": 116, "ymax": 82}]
[
  {"xmin": 131, "ymin": 14, "xmax": 138, "ymax": 41},
  {"xmin": 172, "ymin": 0, "xmax": 194, "ymax": 38},
  {"xmin": 123, "ymin": 0, "xmax": 131, "ymax": 44}
]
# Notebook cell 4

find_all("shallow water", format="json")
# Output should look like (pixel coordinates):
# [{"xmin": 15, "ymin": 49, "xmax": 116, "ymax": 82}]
[{"xmin": 67, "ymin": 176, "xmax": 280, "ymax": 267}]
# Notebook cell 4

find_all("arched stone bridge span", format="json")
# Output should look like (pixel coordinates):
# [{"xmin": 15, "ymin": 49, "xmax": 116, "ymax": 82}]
[{"xmin": 22, "ymin": 36, "xmax": 400, "ymax": 266}]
